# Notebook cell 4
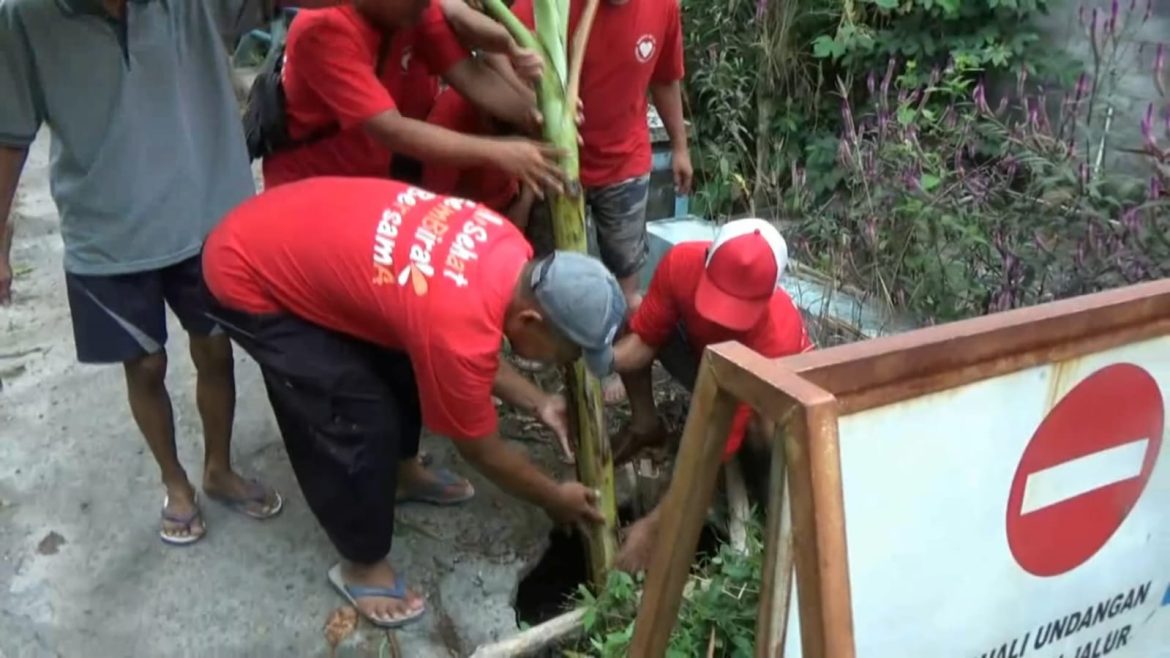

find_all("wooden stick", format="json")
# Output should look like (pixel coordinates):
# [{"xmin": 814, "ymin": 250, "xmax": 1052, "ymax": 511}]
[
  {"xmin": 469, "ymin": 608, "xmax": 587, "ymax": 658},
  {"xmin": 564, "ymin": 0, "xmax": 600, "ymax": 117}
]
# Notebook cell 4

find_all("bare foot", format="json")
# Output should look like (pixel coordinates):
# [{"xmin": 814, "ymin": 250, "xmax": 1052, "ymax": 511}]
[
  {"xmin": 160, "ymin": 481, "xmax": 205, "ymax": 544},
  {"xmin": 602, "ymin": 374, "xmax": 627, "ymax": 405},
  {"xmin": 615, "ymin": 514, "xmax": 659, "ymax": 573},
  {"xmin": 203, "ymin": 468, "xmax": 282, "ymax": 518},
  {"xmin": 612, "ymin": 420, "xmax": 669, "ymax": 465},
  {"xmin": 338, "ymin": 561, "xmax": 426, "ymax": 626}
]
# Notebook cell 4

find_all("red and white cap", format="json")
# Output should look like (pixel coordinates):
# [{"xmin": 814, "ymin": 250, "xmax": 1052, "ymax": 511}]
[{"xmin": 694, "ymin": 218, "xmax": 788, "ymax": 331}]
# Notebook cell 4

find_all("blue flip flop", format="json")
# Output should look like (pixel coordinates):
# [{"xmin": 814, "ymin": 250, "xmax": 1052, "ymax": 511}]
[
  {"xmin": 327, "ymin": 564, "xmax": 427, "ymax": 629},
  {"xmin": 397, "ymin": 467, "xmax": 475, "ymax": 506},
  {"xmin": 205, "ymin": 479, "xmax": 284, "ymax": 520}
]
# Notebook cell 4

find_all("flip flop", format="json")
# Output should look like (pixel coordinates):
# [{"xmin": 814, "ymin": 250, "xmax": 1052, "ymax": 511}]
[
  {"xmin": 397, "ymin": 467, "xmax": 475, "ymax": 506},
  {"xmin": 327, "ymin": 564, "xmax": 427, "ymax": 629},
  {"xmin": 205, "ymin": 479, "xmax": 284, "ymax": 520},
  {"xmin": 160, "ymin": 494, "xmax": 205, "ymax": 546}
]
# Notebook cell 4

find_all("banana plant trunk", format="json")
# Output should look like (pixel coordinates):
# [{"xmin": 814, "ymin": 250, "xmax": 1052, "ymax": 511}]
[{"xmin": 483, "ymin": 0, "xmax": 617, "ymax": 587}]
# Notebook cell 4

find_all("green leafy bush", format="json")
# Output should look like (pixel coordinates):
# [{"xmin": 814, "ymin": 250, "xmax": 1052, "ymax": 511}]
[{"xmin": 566, "ymin": 518, "xmax": 763, "ymax": 657}]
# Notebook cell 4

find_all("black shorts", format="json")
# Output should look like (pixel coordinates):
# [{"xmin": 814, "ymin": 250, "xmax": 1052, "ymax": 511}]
[
  {"xmin": 64, "ymin": 255, "xmax": 221, "ymax": 364},
  {"xmin": 206, "ymin": 299, "xmax": 422, "ymax": 562}
]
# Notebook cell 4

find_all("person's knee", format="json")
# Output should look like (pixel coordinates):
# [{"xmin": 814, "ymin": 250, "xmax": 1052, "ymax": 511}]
[
  {"xmin": 189, "ymin": 333, "xmax": 234, "ymax": 378},
  {"xmin": 124, "ymin": 351, "xmax": 168, "ymax": 389}
]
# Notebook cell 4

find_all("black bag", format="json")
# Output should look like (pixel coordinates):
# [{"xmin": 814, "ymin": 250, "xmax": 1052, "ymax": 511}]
[{"xmin": 242, "ymin": 32, "xmax": 390, "ymax": 161}]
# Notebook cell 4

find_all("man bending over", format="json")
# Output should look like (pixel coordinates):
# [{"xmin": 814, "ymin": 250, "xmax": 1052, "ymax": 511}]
[
  {"xmin": 606, "ymin": 219, "xmax": 814, "ymax": 572},
  {"xmin": 202, "ymin": 176, "xmax": 626, "ymax": 627}
]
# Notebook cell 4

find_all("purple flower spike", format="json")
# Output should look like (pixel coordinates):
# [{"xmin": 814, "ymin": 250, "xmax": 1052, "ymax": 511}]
[
  {"xmin": 1074, "ymin": 72, "xmax": 1089, "ymax": 103},
  {"xmin": 1108, "ymin": 0, "xmax": 1119, "ymax": 36},
  {"xmin": 1090, "ymin": 8, "xmax": 1099, "ymax": 43},
  {"xmin": 1118, "ymin": 209, "xmax": 1137, "ymax": 232},
  {"xmin": 1141, "ymin": 102, "xmax": 1158, "ymax": 152},
  {"xmin": 1144, "ymin": 0, "xmax": 1153, "ymax": 23},
  {"xmin": 973, "ymin": 81, "xmax": 991, "ymax": 114},
  {"xmin": 1155, "ymin": 44, "xmax": 1166, "ymax": 98}
]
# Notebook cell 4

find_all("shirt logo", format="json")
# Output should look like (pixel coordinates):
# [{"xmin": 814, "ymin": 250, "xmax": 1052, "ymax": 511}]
[
  {"xmin": 401, "ymin": 46, "xmax": 414, "ymax": 72},
  {"xmin": 635, "ymin": 35, "xmax": 656, "ymax": 63}
]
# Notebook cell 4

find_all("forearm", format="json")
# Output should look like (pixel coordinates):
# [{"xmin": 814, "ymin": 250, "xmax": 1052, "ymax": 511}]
[
  {"xmin": 456, "ymin": 435, "xmax": 561, "ymax": 508},
  {"xmin": 445, "ymin": 60, "xmax": 535, "ymax": 128},
  {"xmin": 365, "ymin": 112, "xmax": 498, "ymax": 169},
  {"xmin": 440, "ymin": 0, "xmax": 518, "ymax": 54},
  {"xmin": 613, "ymin": 333, "xmax": 658, "ymax": 373},
  {"xmin": 650, "ymin": 81, "xmax": 688, "ymax": 152},
  {"xmin": 482, "ymin": 52, "xmax": 532, "ymax": 100},
  {"xmin": 493, "ymin": 360, "xmax": 547, "ymax": 414},
  {"xmin": 0, "ymin": 147, "xmax": 29, "ymax": 261}
]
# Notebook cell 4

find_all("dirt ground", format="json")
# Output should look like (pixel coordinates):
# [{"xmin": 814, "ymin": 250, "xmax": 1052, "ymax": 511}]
[{"xmin": 0, "ymin": 132, "xmax": 587, "ymax": 657}]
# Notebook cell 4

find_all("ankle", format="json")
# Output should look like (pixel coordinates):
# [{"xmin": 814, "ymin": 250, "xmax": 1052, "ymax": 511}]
[
  {"xmin": 162, "ymin": 474, "xmax": 194, "ymax": 496},
  {"xmin": 202, "ymin": 463, "xmax": 234, "ymax": 485},
  {"xmin": 342, "ymin": 559, "xmax": 393, "ymax": 582}
]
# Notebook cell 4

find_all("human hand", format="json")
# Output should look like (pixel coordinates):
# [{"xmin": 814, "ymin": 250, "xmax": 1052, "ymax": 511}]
[
  {"xmin": 0, "ymin": 257, "xmax": 12, "ymax": 305},
  {"xmin": 493, "ymin": 137, "xmax": 565, "ymax": 198},
  {"xmin": 614, "ymin": 515, "xmax": 657, "ymax": 573},
  {"xmin": 537, "ymin": 394, "xmax": 575, "ymax": 463},
  {"xmin": 546, "ymin": 481, "xmax": 604, "ymax": 525},
  {"xmin": 672, "ymin": 147, "xmax": 693, "ymax": 195},
  {"xmin": 508, "ymin": 44, "xmax": 544, "ymax": 84}
]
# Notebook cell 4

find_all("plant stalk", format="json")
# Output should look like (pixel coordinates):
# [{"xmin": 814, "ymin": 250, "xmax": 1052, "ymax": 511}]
[{"xmin": 483, "ymin": 0, "xmax": 617, "ymax": 588}]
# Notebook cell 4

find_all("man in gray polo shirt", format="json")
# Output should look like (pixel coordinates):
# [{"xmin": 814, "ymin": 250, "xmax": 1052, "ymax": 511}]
[{"xmin": 0, "ymin": 0, "xmax": 282, "ymax": 545}]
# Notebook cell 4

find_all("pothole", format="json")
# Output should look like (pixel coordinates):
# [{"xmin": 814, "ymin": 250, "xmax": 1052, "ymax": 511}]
[{"xmin": 515, "ymin": 508, "xmax": 724, "ymax": 627}]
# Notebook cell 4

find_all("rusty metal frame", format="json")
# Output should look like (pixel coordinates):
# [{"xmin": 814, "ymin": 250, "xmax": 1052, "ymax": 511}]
[{"xmin": 629, "ymin": 279, "xmax": 1170, "ymax": 657}]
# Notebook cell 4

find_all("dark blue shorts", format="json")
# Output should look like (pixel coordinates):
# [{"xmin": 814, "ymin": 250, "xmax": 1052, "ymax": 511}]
[{"xmin": 64, "ymin": 255, "xmax": 221, "ymax": 364}]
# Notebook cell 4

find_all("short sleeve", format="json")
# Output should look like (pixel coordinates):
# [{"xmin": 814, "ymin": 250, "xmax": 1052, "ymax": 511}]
[
  {"xmin": 0, "ymin": 6, "xmax": 44, "ymax": 148},
  {"xmin": 722, "ymin": 404, "xmax": 752, "ymax": 460},
  {"xmin": 651, "ymin": 0, "xmax": 685, "ymax": 84},
  {"xmin": 416, "ymin": 346, "xmax": 500, "ymax": 440},
  {"xmin": 414, "ymin": 4, "xmax": 471, "ymax": 76},
  {"xmin": 290, "ymin": 18, "xmax": 397, "ymax": 129},
  {"xmin": 628, "ymin": 247, "xmax": 681, "ymax": 347}
]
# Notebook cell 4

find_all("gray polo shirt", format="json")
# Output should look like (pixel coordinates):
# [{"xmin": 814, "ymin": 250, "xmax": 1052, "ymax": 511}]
[{"xmin": 0, "ymin": 0, "xmax": 257, "ymax": 275}]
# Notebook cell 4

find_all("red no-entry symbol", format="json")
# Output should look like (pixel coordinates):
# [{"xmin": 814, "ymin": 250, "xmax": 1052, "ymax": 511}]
[{"xmin": 1006, "ymin": 363, "xmax": 1164, "ymax": 577}]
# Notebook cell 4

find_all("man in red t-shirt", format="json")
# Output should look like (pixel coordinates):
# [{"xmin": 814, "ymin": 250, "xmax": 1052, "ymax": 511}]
[
  {"xmin": 262, "ymin": 0, "xmax": 563, "ymax": 193},
  {"xmin": 203, "ymin": 177, "xmax": 626, "ymax": 628},
  {"xmin": 604, "ymin": 219, "xmax": 814, "ymax": 572},
  {"xmin": 500, "ymin": 0, "xmax": 693, "ymax": 401}
]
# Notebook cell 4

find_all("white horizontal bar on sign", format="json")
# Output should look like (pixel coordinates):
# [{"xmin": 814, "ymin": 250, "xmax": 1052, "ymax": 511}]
[{"xmin": 1020, "ymin": 439, "xmax": 1149, "ymax": 515}]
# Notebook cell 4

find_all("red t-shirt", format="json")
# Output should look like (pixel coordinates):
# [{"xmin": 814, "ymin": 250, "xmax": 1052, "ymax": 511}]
[
  {"xmin": 423, "ymin": 88, "xmax": 520, "ymax": 213},
  {"xmin": 262, "ymin": 5, "xmax": 467, "ymax": 188},
  {"xmin": 203, "ymin": 177, "xmax": 533, "ymax": 441},
  {"xmin": 629, "ymin": 242, "xmax": 815, "ymax": 458},
  {"xmin": 512, "ymin": 0, "xmax": 685, "ymax": 187}
]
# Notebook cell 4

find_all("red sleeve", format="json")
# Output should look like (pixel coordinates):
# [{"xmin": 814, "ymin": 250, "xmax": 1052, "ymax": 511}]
[
  {"xmin": 722, "ymin": 405, "xmax": 752, "ymax": 460},
  {"xmin": 292, "ymin": 16, "xmax": 397, "ymax": 128},
  {"xmin": 652, "ymin": 0, "xmax": 685, "ymax": 83},
  {"xmin": 416, "ymin": 347, "xmax": 500, "ymax": 440},
  {"xmin": 414, "ymin": 4, "xmax": 471, "ymax": 76},
  {"xmin": 628, "ymin": 248, "xmax": 681, "ymax": 347}
]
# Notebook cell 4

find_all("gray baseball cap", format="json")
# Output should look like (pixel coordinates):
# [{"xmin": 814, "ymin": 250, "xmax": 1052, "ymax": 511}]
[{"xmin": 531, "ymin": 251, "xmax": 627, "ymax": 377}]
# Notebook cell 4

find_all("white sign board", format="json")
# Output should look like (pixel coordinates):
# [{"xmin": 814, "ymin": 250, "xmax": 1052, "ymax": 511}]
[{"xmin": 785, "ymin": 336, "xmax": 1170, "ymax": 658}]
